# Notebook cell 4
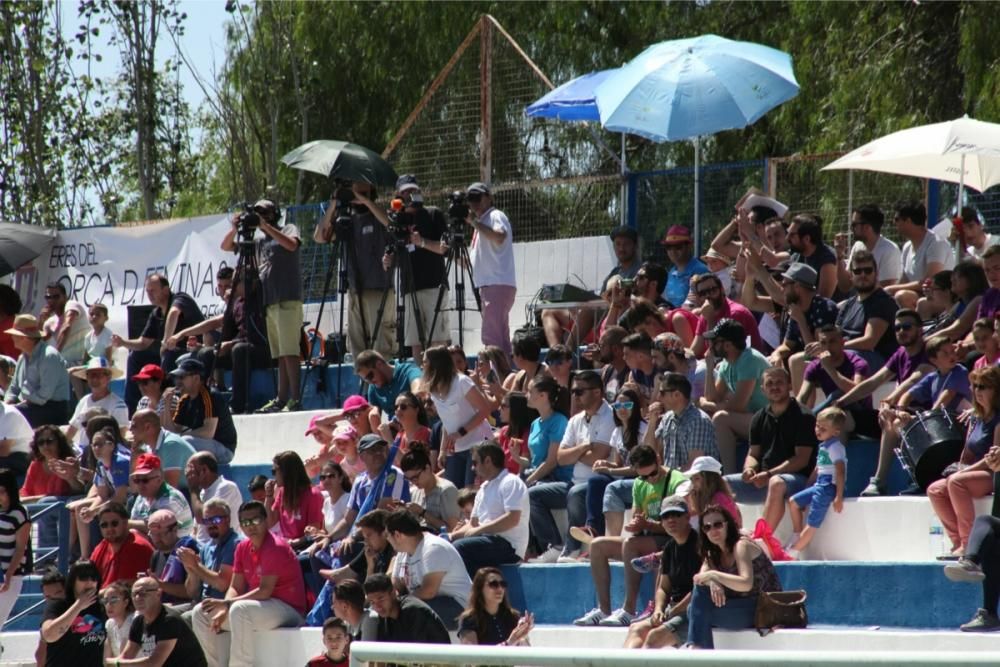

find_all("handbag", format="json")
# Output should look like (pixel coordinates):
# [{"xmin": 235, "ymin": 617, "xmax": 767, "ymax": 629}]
[{"xmin": 754, "ymin": 590, "xmax": 808, "ymax": 636}]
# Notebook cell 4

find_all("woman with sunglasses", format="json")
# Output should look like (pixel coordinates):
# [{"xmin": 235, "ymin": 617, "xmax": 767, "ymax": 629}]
[
  {"xmin": 265, "ymin": 450, "xmax": 324, "ymax": 551},
  {"xmin": 380, "ymin": 391, "xmax": 431, "ymax": 465},
  {"xmin": 0, "ymin": 468, "xmax": 31, "ymax": 631},
  {"xmin": 686, "ymin": 505, "xmax": 781, "ymax": 649},
  {"xmin": 928, "ymin": 365, "xmax": 1000, "ymax": 558},
  {"xmin": 20, "ymin": 425, "xmax": 83, "ymax": 503},
  {"xmin": 422, "ymin": 345, "xmax": 494, "ymax": 488},
  {"xmin": 543, "ymin": 344, "xmax": 575, "ymax": 415},
  {"xmin": 66, "ymin": 427, "xmax": 130, "ymax": 558},
  {"xmin": 41, "ymin": 559, "xmax": 107, "ymax": 666},
  {"xmin": 570, "ymin": 388, "xmax": 646, "ymax": 545},
  {"xmin": 457, "ymin": 567, "xmax": 533, "ymax": 646},
  {"xmin": 303, "ymin": 461, "xmax": 354, "ymax": 594},
  {"xmin": 100, "ymin": 580, "xmax": 135, "ymax": 659}
]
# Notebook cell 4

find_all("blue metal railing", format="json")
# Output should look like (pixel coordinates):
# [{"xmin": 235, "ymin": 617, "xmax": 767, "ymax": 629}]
[{"xmin": 26, "ymin": 499, "xmax": 72, "ymax": 573}]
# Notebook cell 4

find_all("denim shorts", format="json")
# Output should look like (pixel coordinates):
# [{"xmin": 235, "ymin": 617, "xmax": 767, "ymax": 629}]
[
  {"xmin": 723, "ymin": 473, "xmax": 809, "ymax": 504},
  {"xmin": 602, "ymin": 478, "xmax": 634, "ymax": 513},
  {"xmin": 790, "ymin": 476, "xmax": 837, "ymax": 528}
]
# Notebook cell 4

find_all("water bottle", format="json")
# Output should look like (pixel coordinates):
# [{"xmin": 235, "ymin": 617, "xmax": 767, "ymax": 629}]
[
  {"xmin": 439, "ymin": 525, "xmax": 450, "ymax": 542},
  {"xmin": 928, "ymin": 516, "xmax": 947, "ymax": 559}
]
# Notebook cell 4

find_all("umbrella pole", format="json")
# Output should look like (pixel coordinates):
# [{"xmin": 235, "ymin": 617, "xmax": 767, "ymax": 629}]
[
  {"xmin": 847, "ymin": 169, "xmax": 854, "ymax": 247},
  {"xmin": 621, "ymin": 133, "xmax": 627, "ymax": 226},
  {"xmin": 694, "ymin": 136, "xmax": 701, "ymax": 253}
]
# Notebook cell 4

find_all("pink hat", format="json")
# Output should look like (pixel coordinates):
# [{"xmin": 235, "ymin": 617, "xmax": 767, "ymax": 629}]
[
  {"xmin": 304, "ymin": 414, "xmax": 324, "ymax": 436},
  {"xmin": 341, "ymin": 395, "xmax": 370, "ymax": 412},
  {"xmin": 658, "ymin": 225, "xmax": 693, "ymax": 246},
  {"xmin": 332, "ymin": 424, "xmax": 358, "ymax": 442}
]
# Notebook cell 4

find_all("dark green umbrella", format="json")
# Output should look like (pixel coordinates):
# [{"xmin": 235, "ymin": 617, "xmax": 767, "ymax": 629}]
[
  {"xmin": 0, "ymin": 222, "xmax": 56, "ymax": 277},
  {"xmin": 280, "ymin": 139, "xmax": 398, "ymax": 186}
]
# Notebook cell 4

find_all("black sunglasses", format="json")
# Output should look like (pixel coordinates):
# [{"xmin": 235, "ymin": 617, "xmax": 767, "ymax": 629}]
[
  {"xmin": 851, "ymin": 267, "xmax": 875, "ymax": 276},
  {"xmin": 486, "ymin": 579, "xmax": 508, "ymax": 590}
]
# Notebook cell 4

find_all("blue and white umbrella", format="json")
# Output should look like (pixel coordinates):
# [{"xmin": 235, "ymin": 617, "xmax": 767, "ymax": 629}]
[
  {"xmin": 595, "ymin": 34, "xmax": 799, "ymax": 243},
  {"xmin": 525, "ymin": 69, "xmax": 616, "ymax": 122}
]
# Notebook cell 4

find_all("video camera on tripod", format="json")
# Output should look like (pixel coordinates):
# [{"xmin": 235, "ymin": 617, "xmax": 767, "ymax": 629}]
[
  {"xmin": 384, "ymin": 198, "xmax": 414, "ymax": 254},
  {"xmin": 235, "ymin": 203, "xmax": 262, "ymax": 241},
  {"xmin": 332, "ymin": 181, "xmax": 365, "ymax": 234},
  {"xmin": 444, "ymin": 191, "xmax": 470, "ymax": 243}
]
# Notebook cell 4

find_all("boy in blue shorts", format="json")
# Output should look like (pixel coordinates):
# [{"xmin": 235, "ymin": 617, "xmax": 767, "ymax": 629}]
[{"xmin": 786, "ymin": 406, "xmax": 847, "ymax": 559}]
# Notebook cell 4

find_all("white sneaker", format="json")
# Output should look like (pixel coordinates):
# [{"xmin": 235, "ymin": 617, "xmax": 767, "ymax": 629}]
[
  {"xmin": 598, "ymin": 608, "xmax": 635, "ymax": 626},
  {"xmin": 557, "ymin": 549, "xmax": 582, "ymax": 563},
  {"xmin": 534, "ymin": 546, "xmax": 562, "ymax": 563},
  {"xmin": 573, "ymin": 607, "xmax": 608, "ymax": 626}
]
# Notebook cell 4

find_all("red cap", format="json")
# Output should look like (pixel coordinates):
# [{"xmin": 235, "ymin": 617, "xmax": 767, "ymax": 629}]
[
  {"xmin": 132, "ymin": 364, "xmax": 165, "ymax": 382},
  {"xmin": 133, "ymin": 453, "xmax": 162, "ymax": 475}
]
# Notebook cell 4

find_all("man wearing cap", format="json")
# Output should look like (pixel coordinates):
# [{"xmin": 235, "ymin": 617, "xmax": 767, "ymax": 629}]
[
  {"xmin": 65, "ymin": 357, "xmax": 128, "ymax": 447},
  {"xmin": 3, "ymin": 314, "xmax": 70, "ymax": 427},
  {"xmin": 700, "ymin": 248, "xmax": 733, "ymax": 296},
  {"xmin": 131, "ymin": 408, "xmax": 196, "ymax": 490},
  {"xmin": 162, "ymin": 358, "xmax": 238, "ymax": 465},
  {"xmin": 786, "ymin": 214, "xmax": 838, "ymax": 300},
  {"xmin": 112, "ymin": 273, "xmax": 204, "ymax": 412},
  {"xmin": 623, "ymin": 495, "xmax": 701, "ymax": 649},
  {"xmin": 771, "ymin": 262, "xmax": 840, "ymax": 386},
  {"xmin": 646, "ymin": 372, "xmax": 720, "ymax": 471},
  {"xmin": 698, "ymin": 319, "xmax": 771, "ymax": 474},
  {"xmin": 689, "ymin": 273, "xmax": 762, "ymax": 358},
  {"xmin": 542, "ymin": 225, "xmax": 639, "ymax": 348},
  {"xmin": 222, "ymin": 198, "xmax": 304, "ymax": 413},
  {"xmin": 380, "ymin": 175, "xmax": 450, "ymax": 362},
  {"xmin": 835, "ymin": 204, "xmax": 902, "ymax": 292},
  {"xmin": 353, "ymin": 349, "xmax": 422, "ymax": 417},
  {"xmin": 130, "ymin": 453, "xmax": 195, "ymax": 537},
  {"xmin": 660, "ymin": 225, "xmax": 708, "ymax": 309},
  {"xmin": 465, "ymin": 182, "xmax": 517, "ymax": 356},
  {"xmin": 314, "ymin": 180, "xmax": 397, "ymax": 359}
]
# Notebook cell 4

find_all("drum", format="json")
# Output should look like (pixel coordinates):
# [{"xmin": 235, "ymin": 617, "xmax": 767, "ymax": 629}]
[{"xmin": 898, "ymin": 409, "xmax": 964, "ymax": 489}]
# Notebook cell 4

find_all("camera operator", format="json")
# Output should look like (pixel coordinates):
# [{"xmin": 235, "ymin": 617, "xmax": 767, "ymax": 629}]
[
  {"xmin": 221, "ymin": 199, "xmax": 303, "ymax": 413},
  {"xmin": 313, "ymin": 181, "xmax": 396, "ymax": 359},
  {"xmin": 465, "ymin": 182, "xmax": 516, "ymax": 358},
  {"xmin": 381, "ymin": 175, "xmax": 450, "ymax": 362}
]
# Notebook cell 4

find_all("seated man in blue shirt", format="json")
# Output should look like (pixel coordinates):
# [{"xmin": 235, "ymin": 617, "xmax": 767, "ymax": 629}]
[
  {"xmin": 177, "ymin": 498, "xmax": 243, "ymax": 603},
  {"xmin": 3, "ymin": 315, "xmax": 70, "ymax": 427},
  {"xmin": 660, "ymin": 226, "xmax": 707, "ymax": 309},
  {"xmin": 864, "ymin": 334, "xmax": 972, "ymax": 496},
  {"xmin": 355, "ymin": 350, "xmax": 422, "ymax": 418}
]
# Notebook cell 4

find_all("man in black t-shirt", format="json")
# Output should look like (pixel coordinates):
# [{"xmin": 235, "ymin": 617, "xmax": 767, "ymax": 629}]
[
  {"xmin": 723, "ymin": 367, "xmax": 817, "ymax": 531},
  {"xmin": 163, "ymin": 358, "xmax": 237, "ymax": 464},
  {"xmin": 113, "ymin": 273, "xmax": 205, "ymax": 411},
  {"xmin": 788, "ymin": 214, "xmax": 838, "ymax": 300},
  {"xmin": 122, "ymin": 577, "xmax": 207, "ymax": 667},
  {"xmin": 624, "ymin": 496, "xmax": 701, "ymax": 649},
  {"xmin": 381, "ymin": 175, "xmax": 449, "ymax": 362},
  {"xmin": 835, "ymin": 249, "xmax": 899, "ymax": 367},
  {"xmin": 363, "ymin": 574, "xmax": 451, "ymax": 644}
]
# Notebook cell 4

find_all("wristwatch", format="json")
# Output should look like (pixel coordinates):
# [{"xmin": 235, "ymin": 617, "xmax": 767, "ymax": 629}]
[{"xmin": 457, "ymin": 426, "xmax": 468, "ymax": 437}]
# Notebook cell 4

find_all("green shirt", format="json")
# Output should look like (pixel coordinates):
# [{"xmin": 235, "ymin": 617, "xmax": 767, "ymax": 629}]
[
  {"xmin": 715, "ymin": 348, "xmax": 771, "ymax": 414},
  {"xmin": 632, "ymin": 468, "xmax": 686, "ymax": 520}
]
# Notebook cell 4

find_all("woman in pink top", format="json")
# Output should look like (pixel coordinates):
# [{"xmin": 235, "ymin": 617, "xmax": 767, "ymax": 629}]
[
  {"xmin": 379, "ymin": 391, "xmax": 432, "ymax": 465},
  {"xmin": 685, "ymin": 456, "xmax": 742, "ymax": 529},
  {"xmin": 265, "ymin": 450, "xmax": 324, "ymax": 551},
  {"xmin": 19, "ymin": 426, "xmax": 83, "ymax": 502},
  {"xmin": 972, "ymin": 318, "xmax": 1000, "ymax": 370}
]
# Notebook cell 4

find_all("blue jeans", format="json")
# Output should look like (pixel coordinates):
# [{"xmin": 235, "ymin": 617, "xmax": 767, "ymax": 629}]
[
  {"xmin": 724, "ymin": 473, "xmax": 809, "ymax": 504},
  {"xmin": 687, "ymin": 584, "xmax": 759, "ymax": 649},
  {"xmin": 529, "ymin": 481, "xmax": 588, "ymax": 552},
  {"xmin": 453, "ymin": 534, "xmax": 519, "ymax": 578},
  {"xmin": 181, "ymin": 435, "xmax": 234, "ymax": 465},
  {"xmin": 444, "ymin": 449, "xmax": 475, "ymax": 489},
  {"xmin": 306, "ymin": 580, "xmax": 334, "ymax": 627},
  {"xmin": 603, "ymin": 479, "xmax": 634, "ymax": 513},
  {"xmin": 584, "ymin": 474, "xmax": 614, "ymax": 534}
]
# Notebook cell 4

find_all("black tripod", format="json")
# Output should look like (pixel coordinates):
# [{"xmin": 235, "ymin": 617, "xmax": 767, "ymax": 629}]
[
  {"xmin": 429, "ymin": 226, "xmax": 481, "ymax": 349},
  {"xmin": 371, "ymin": 239, "xmax": 428, "ymax": 361}
]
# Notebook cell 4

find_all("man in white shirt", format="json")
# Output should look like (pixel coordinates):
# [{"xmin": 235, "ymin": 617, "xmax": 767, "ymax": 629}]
[
  {"xmin": 185, "ymin": 451, "xmax": 243, "ymax": 545},
  {"xmin": 0, "ymin": 400, "xmax": 34, "ymax": 477},
  {"xmin": 530, "ymin": 370, "xmax": 615, "ymax": 562},
  {"xmin": 450, "ymin": 441, "xmax": 529, "ymax": 577},
  {"xmin": 386, "ymin": 509, "xmax": 471, "ymax": 630},
  {"xmin": 65, "ymin": 357, "xmax": 128, "ymax": 447},
  {"xmin": 886, "ymin": 201, "xmax": 956, "ymax": 309},
  {"xmin": 465, "ymin": 182, "xmax": 516, "ymax": 357},
  {"xmin": 836, "ymin": 204, "xmax": 902, "ymax": 291}
]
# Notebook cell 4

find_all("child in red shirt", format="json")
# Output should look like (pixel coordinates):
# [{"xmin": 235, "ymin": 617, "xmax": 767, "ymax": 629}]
[{"xmin": 307, "ymin": 617, "xmax": 350, "ymax": 667}]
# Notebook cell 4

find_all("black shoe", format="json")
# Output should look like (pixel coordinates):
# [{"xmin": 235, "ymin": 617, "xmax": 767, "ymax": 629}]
[
  {"xmin": 960, "ymin": 608, "xmax": 1000, "ymax": 632},
  {"xmin": 898, "ymin": 482, "xmax": 924, "ymax": 496}
]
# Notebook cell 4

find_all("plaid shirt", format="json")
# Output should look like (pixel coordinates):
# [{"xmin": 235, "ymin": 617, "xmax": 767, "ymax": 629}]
[{"xmin": 655, "ymin": 403, "xmax": 720, "ymax": 470}]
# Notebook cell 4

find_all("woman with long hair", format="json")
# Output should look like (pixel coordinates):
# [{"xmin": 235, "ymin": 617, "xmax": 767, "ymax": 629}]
[
  {"xmin": 265, "ymin": 450, "xmax": 324, "ymax": 549},
  {"xmin": 519, "ymin": 376, "xmax": 571, "ymax": 486},
  {"xmin": 20, "ymin": 425, "xmax": 83, "ymax": 503},
  {"xmin": 399, "ymin": 443, "xmax": 460, "ymax": 532},
  {"xmin": 303, "ymin": 461, "xmax": 354, "ymax": 594},
  {"xmin": 65, "ymin": 427, "xmax": 131, "ymax": 557},
  {"xmin": 40, "ymin": 559, "xmax": 106, "ymax": 666},
  {"xmin": 686, "ymin": 505, "xmax": 781, "ymax": 649},
  {"xmin": 457, "ymin": 566, "xmax": 533, "ymax": 646},
  {"xmin": 685, "ymin": 456, "xmax": 742, "ymax": 528},
  {"xmin": 0, "ymin": 468, "xmax": 31, "ymax": 629},
  {"xmin": 474, "ymin": 345, "xmax": 514, "ymax": 409},
  {"xmin": 570, "ymin": 388, "xmax": 646, "ymax": 544},
  {"xmin": 422, "ymin": 345, "xmax": 494, "ymax": 488},
  {"xmin": 495, "ymin": 391, "xmax": 537, "ymax": 475},
  {"xmin": 100, "ymin": 580, "xmax": 135, "ymax": 659},
  {"xmin": 380, "ymin": 391, "xmax": 431, "ymax": 464},
  {"xmin": 928, "ymin": 365, "xmax": 1000, "ymax": 557}
]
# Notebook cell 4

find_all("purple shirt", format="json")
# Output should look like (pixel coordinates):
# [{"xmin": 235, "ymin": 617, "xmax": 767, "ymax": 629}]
[
  {"xmin": 804, "ymin": 351, "xmax": 872, "ymax": 408},
  {"xmin": 906, "ymin": 364, "xmax": 971, "ymax": 412},
  {"xmin": 885, "ymin": 344, "xmax": 929, "ymax": 384},
  {"xmin": 977, "ymin": 288, "xmax": 1000, "ymax": 320}
]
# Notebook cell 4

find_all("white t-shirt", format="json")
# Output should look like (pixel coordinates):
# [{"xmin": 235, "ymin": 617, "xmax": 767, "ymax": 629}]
[
  {"xmin": 900, "ymin": 230, "xmax": 956, "ymax": 283},
  {"xmin": 849, "ymin": 235, "xmax": 902, "ymax": 283},
  {"xmin": 469, "ymin": 207, "xmax": 516, "ymax": 288},
  {"xmin": 392, "ymin": 533, "xmax": 472, "ymax": 607},
  {"xmin": 85, "ymin": 327, "xmax": 114, "ymax": 360},
  {"xmin": 44, "ymin": 301, "xmax": 90, "ymax": 365},
  {"xmin": 69, "ymin": 391, "xmax": 130, "ymax": 446},
  {"xmin": 472, "ymin": 469, "xmax": 530, "ymax": 558},
  {"xmin": 321, "ymin": 491, "xmax": 351, "ymax": 534},
  {"xmin": 0, "ymin": 402, "xmax": 33, "ymax": 455},
  {"xmin": 968, "ymin": 234, "xmax": 1000, "ymax": 260},
  {"xmin": 197, "ymin": 475, "xmax": 244, "ymax": 544},
  {"xmin": 610, "ymin": 420, "xmax": 648, "ymax": 460},
  {"xmin": 560, "ymin": 401, "xmax": 616, "ymax": 484},
  {"xmin": 430, "ymin": 373, "xmax": 493, "ymax": 452}
]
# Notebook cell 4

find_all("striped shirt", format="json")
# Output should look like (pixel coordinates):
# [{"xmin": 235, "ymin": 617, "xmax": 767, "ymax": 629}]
[{"xmin": 0, "ymin": 506, "xmax": 31, "ymax": 576}]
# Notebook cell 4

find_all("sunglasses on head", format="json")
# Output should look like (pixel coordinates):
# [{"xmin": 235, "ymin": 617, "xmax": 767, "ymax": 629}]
[{"xmin": 486, "ymin": 579, "xmax": 508, "ymax": 590}]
